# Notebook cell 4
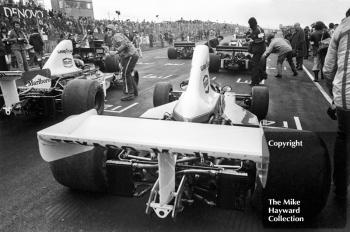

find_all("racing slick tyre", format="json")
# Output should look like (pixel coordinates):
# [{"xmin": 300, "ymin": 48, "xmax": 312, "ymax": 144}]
[
  {"xmin": 209, "ymin": 54, "xmax": 220, "ymax": 73},
  {"xmin": 104, "ymin": 54, "xmax": 120, "ymax": 73},
  {"xmin": 167, "ymin": 48, "xmax": 178, "ymax": 59},
  {"xmin": 153, "ymin": 82, "xmax": 173, "ymax": 107},
  {"xmin": 262, "ymin": 128, "xmax": 331, "ymax": 223},
  {"xmin": 49, "ymin": 146, "xmax": 107, "ymax": 192},
  {"xmin": 62, "ymin": 79, "xmax": 104, "ymax": 116},
  {"xmin": 250, "ymin": 86, "xmax": 269, "ymax": 120},
  {"xmin": 132, "ymin": 70, "xmax": 139, "ymax": 86}
]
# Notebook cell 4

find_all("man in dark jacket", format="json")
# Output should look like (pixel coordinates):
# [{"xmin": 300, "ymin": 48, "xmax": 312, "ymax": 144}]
[
  {"xmin": 291, "ymin": 23, "xmax": 306, "ymax": 70},
  {"xmin": 247, "ymin": 17, "xmax": 267, "ymax": 86},
  {"xmin": 29, "ymin": 28, "xmax": 44, "ymax": 69},
  {"xmin": 304, "ymin": 26, "xmax": 310, "ymax": 59},
  {"xmin": 204, "ymin": 35, "xmax": 223, "ymax": 53},
  {"xmin": 0, "ymin": 39, "xmax": 9, "ymax": 71}
]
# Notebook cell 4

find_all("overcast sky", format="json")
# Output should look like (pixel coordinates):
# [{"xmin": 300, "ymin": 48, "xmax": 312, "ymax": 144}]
[{"xmin": 45, "ymin": 0, "xmax": 349, "ymax": 29}]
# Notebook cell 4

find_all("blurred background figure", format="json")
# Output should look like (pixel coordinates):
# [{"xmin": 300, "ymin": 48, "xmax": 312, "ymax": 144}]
[
  {"xmin": 29, "ymin": 28, "xmax": 44, "ymax": 69},
  {"xmin": 310, "ymin": 21, "xmax": 330, "ymax": 82},
  {"xmin": 291, "ymin": 23, "xmax": 306, "ymax": 70}
]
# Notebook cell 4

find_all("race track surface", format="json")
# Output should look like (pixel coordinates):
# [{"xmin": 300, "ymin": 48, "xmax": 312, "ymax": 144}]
[{"xmin": 0, "ymin": 37, "xmax": 349, "ymax": 231}]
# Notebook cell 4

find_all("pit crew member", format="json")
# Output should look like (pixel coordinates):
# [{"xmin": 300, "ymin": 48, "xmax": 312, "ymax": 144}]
[
  {"xmin": 247, "ymin": 17, "xmax": 267, "ymax": 86},
  {"xmin": 111, "ymin": 32, "xmax": 139, "ymax": 101},
  {"xmin": 263, "ymin": 34, "xmax": 298, "ymax": 78}
]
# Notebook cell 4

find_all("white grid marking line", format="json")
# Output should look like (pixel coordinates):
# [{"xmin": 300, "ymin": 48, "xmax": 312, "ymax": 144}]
[
  {"xmin": 302, "ymin": 65, "xmax": 332, "ymax": 104},
  {"xmin": 162, "ymin": 75, "xmax": 173, "ymax": 79},
  {"xmin": 294, "ymin": 116, "xmax": 303, "ymax": 130},
  {"xmin": 111, "ymin": 106, "xmax": 122, "ymax": 111}
]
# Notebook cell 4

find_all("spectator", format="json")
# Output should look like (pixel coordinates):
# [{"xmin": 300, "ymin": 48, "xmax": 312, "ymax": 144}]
[
  {"xmin": 329, "ymin": 23, "xmax": 335, "ymax": 37},
  {"xmin": 323, "ymin": 8, "xmax": 350, "ymax": 200},
  {"xmin": 159, "ymin": 32, "xmax": 164, "ymax": 48},
  {"xmin": 29, "ymin": 28, "xmax": 44, "ymax": 69},
  {"xmin": 124, "ymin": 29, "xmax": 133, "ymax": 42},
  {"xmin": 310, "ymin": 21, "xmax": 330, "ymax": 81},
  {"xmin": 291, "ymin": 23, "xmax": 306, "ymax": 70},
  {"xmin": 149, "ymin": 33, "xmax": 153, "ymax": 48},
  {"xmin": 68, "ymin": 33, "xmax": 77, "ymax": 50},
  {"xmin": 1, "ymin": 26, "xmax": 11, "ymax": 70},
  {"xmin": 104, "ymin": 24, "xmax": 115, "ymax": 50},
  {"xmin": 132, "ymin": 31, "xmax": 142, "ymax": 58},
  {"xmin": 0, "ymin": 37, "xmax": 8, "ymax": 71},
  {"xmin": 8, "ymin": 20, "xmax": 29, "ymax": 71},
  {"xmin": 263, "ymin": 34, "xmax": 298, "ymax": 78},
  {"xmin": 304, "ymin": 26, "xmax": 311, "ymax": 59}
]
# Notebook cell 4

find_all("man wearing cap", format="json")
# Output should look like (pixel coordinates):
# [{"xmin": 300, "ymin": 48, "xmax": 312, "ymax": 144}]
[
  {"xmin": 111, "ymin": 32, "xmax": 139, "ymax": 101},
  {"xmin": 8, "ymin": 20, "xmax": 29, "ymax": 71}
]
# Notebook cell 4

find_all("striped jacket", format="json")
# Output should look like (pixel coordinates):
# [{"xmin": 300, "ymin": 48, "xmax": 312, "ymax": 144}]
[{"xmin": 323, "ymin": 16, "xmax": 350, "ymax": 109}]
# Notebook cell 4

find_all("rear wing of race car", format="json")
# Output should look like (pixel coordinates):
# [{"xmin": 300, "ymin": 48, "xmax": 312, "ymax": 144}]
[
  {"xmin": 38, "ymin": 109, "xmax": 268, "ymax": 163},
  {"xmin": 174, "ymin": 42, "xmax": 195, "ymax": 48},
  {"xmin": 216, "ymin": 45, "xmax": 249, "ymax": 52},
  {"xmin": 0, "ymin": 71, "xmax": 22, "ymax": 115},
  {"xmin": 38, "ymin": 109, "xmax": 269, "ymax": 218}
]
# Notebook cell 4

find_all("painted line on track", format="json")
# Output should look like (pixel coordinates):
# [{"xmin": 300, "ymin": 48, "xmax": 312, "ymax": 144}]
[
  {"xmin": 294, "ymin": 116, "xmax": 303, "ymax": 130},
  {"xmin": 302, "ymin": 65, "xmax": 332, "ymax": 105},
  {"xmin": 105, "ymin": 103, "xmax": 139, "ymax": 113}
]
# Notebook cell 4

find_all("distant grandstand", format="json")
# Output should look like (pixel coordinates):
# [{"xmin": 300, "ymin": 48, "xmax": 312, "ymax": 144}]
[{"xmin": 51, "ymin": 0, "xmax": 94, "ymax": 19}]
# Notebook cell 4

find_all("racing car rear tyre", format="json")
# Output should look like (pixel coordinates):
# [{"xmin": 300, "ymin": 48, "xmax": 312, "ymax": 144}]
[
  {"xmin": 49, "ymin": 146, "xmax": 108, "ymax": 192},
  {"xmin": 250, "ymin": 86, "xmax": 269, "ymax": 120},
  {"xmin": 209, "ymin": 54, "xmax": 220, "ymax": 73},
  {"xmin": 62, "ymin": 79, "xmax": 104, "ymax": 116},
  {"xmin": 153, "ymin": 82, "xmax": 173, "ymax": 107},
  {"xmin": 104, "ymin": 55, "xmax": 120, "ymax": 73},
  {"xmin": 262, "ymin": 128, "xmax": 331, "ymax": 220},
  {"xmin": 167, "ymin": 48, "xmax": 177, "ymax": 59}
]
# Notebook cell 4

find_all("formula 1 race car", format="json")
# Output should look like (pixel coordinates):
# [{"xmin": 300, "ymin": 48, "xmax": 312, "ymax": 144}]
[
  {"xmin": 167, "ymin": 42, "xmax": 196, "ymax": 59},
  {"xmin": 37, "ymin": 45, "xmax": 330, "ymax": 223},
  {"xmin": 209, "ymin": 36, "xmax": 252, "ymax": 73},
  {"xmin": 73, "ymin": 40, "xmax": 106, "ymax": 70},
  {"xmin": 0, "ymin": 39, "xmax": 138, "ymax": 118}
]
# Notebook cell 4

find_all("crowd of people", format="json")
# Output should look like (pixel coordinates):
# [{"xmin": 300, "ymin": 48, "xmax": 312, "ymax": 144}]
[
  {"xmin": 0, "ymin": 0, "xmax": 243, "ymax": 71},
  {"xmin": 259, "ymin": 9, "xmax": 349, "ymax": 200},
  {"xmin": 280, "ymin": 21, "xmax": 337, "ymax": 82}
]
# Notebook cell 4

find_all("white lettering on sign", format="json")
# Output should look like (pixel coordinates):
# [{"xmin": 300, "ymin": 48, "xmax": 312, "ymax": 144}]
[
  {"xmin": 25, "ymin": 75, "xmax": 51, "ymax": 89},
  {"xmin": 2, "ymin": 6, "xmax": 44, "ymax": 19}
]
